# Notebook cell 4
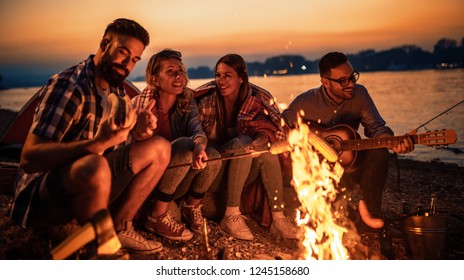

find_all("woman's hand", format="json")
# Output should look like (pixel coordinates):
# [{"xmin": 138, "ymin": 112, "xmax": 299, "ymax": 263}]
[
  {"xmin": 192, "ymin": 143, "xmax": 207, "ymax": 169},
  {"xmin": 249, "ymin": 133, "xmax": 269, "ymax": 151}
]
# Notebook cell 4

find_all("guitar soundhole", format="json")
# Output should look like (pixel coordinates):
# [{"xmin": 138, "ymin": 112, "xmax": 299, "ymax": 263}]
[{"xmin": 325, "ymin": 136, "xmax": 342, "ymax": 155}]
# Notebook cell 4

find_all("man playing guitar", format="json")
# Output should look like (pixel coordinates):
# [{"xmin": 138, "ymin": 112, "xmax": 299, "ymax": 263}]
[{"xmin": 282, "ymin": 52, "xmax": 415, "ymax": 233}]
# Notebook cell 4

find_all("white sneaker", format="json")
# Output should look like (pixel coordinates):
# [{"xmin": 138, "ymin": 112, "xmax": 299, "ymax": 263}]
[
  {"xmin": 219, "ymin": 214, "xmax": 254, "ymax": 240},
  {"xmin": 117, "ymin": 221, "xmax": 163, "ymax": 254},
  {"xmin": 270, "ymin": 217, "xmax": 299, "ymax": 239}
]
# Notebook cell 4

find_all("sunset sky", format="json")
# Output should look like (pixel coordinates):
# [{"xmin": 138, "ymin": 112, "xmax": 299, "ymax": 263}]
[{"xmin": 0, "ymin": 0, "xmax": 463, "ymax": 87}]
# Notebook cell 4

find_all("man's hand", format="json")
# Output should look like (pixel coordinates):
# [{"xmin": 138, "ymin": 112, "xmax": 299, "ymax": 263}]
[
  {"xmin": 391, "ymin": 129, "xmax": 416, "ymax": 154},
  {"xmin": 96, "ymin": 112, "xmax": 136, "ymax": 150},
  {"xmin": 108, "ymin": 94, "xmax": 136, "ymax": 130},
  {"xmin": 131, "ymin": 99, "xmax": 157, "ymax": 141}
]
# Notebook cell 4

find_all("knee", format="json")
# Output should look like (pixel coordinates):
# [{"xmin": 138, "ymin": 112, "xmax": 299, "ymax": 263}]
[
  {"xmin": 257, "ymin": 152, "xmax": 279, "ymax": 166},
  {"xmin": 206, "ymin": 147, "xmax": 222, "ymax": 170},
  {"xmin": 70, "ymin": 155, "xmax": 111, "ymax": 191},
  {"xmin": 375, "ymin": 148, "xmax": 389, "ymax": 157},
  {"xmin": 368, "ymin": 148, "xmax": 389, "ymax": 162},
  {"xmin": 206, "ymin": 147, "xmax": 221, "ymax": 160},
  {"xmin": 172, "ymin": 137, "xmax": 195, "ymax": 151},
  {"xmin": 171, "ymin": 137, "xmax": 194, "ymax": 162},
  {"xmin": 147, "ymin": 136, "xmax": 171, "ymax": 165},
  {"xmin": 226, "ymin": 135, "xmax": 252, "ymax": 150}
]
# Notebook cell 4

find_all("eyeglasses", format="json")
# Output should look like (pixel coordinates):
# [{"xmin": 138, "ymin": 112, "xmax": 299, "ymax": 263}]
[{"xmin": 323, "ymin": 71, "xmax": 360, "ymax": 87}]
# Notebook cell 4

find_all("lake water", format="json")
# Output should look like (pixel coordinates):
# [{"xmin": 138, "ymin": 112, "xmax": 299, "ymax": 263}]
[{"xmin": 1, "ymin": 69, "xmax": 463, "ymax": 166}]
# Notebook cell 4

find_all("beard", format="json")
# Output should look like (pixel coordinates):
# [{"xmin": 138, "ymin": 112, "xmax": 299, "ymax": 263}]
[{"xmin": 100, "ymin": 52, "xmax": 129, "ymax": 87}]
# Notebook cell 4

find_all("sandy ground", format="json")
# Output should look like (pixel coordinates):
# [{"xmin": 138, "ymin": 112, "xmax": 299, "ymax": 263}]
[{"xmin": 1, "ymin": 155, "xmax": 463, "ymax": 260}]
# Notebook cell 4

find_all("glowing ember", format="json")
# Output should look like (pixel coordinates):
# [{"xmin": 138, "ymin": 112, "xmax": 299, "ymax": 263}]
[{"xmin": 288, "ymin": 121, "xmax": 349, "ymax": 260}]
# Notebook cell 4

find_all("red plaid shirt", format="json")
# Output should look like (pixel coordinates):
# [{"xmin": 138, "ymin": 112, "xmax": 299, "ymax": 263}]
[{"xmin": 195, "ymin": 81, "xmax": 286, "ymax": 144}]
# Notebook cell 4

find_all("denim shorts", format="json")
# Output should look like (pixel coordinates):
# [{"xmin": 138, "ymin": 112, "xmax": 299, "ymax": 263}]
[{"xmin": 37, "ymin": 144, "xmax": 134, "ymax": 225}]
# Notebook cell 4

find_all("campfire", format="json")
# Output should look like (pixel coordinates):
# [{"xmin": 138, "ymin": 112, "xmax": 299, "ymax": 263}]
[{"xmin": 287, "ymin": 119, "xmax": 352, "ymax": 260}]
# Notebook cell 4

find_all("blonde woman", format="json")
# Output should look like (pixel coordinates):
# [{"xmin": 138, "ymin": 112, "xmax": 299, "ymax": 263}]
[{"xmin": 132, "ymin": 49, "xmax": 221, "ymax": 241}]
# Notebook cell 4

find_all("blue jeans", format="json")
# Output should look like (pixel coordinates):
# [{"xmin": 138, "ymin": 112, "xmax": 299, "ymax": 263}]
[
  {"xmin": 245, "ymin": 152, "xmax": 285, "ymax": 212},
  {"xmin": 154, "ymin": 137, "xmax": 221, "ymax": 202},
  {"xmin": 340, "ymin": 148, "xmax": 389, "ymax": 217},
  {"xmin": 208, "ymin": 135, "xmax": 253, "ymax": 206},
  {"xmin": 209, "ymin": 135, "xmax": 285, "ymax": 210}
]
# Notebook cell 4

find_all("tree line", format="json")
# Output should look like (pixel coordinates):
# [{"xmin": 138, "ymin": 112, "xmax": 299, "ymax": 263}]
[
  {"xmin": 1, "ymin": 37, "xmax": 462, "ymax": 89},
  {"xmin": 187, "ymin": 37, "xmax": 464, "ymax": 79}
]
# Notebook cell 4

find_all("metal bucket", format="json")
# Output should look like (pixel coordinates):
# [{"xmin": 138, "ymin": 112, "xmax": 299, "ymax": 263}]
[{"xmin": 402, "ymin": 213, "xmax": 448, "ymax": 259}]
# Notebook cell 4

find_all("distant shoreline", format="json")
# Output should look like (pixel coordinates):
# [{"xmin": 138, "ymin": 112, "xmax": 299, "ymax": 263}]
[
  {"xmin": 1, "ymin": 68, "xmax": 463, "ymax": 91},
  {"xmin": 1, "ymin": 36, "xmax": 463, "ymax": 89}
]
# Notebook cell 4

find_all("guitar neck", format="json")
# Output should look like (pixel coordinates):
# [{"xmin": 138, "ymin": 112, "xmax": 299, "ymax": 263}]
[{"xmin": 340, "ymin": 135, "xmax": 419, "ymax": 151}]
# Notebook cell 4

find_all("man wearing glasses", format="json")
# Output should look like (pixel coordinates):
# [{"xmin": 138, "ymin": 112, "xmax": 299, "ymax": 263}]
[{"xmin": 282, "ymin": 51, "xmax": 414, "ymax": 233}]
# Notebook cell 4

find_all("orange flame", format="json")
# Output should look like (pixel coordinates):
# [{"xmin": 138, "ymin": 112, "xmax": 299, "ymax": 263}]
[{"xmin": 288, "ymin": 121, "xmax": 349, "ymax": 260}]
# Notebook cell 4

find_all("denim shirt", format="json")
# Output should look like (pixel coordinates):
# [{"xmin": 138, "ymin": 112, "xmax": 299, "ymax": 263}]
[{"xmin": 132, "ymin": 87, "xmax": 207, "ymax": 143}]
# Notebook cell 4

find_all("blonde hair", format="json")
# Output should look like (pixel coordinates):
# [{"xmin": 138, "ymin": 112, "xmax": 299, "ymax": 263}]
[{"xmin": 145, "ymin": 49, "xmax": 192, "ymax": 113}]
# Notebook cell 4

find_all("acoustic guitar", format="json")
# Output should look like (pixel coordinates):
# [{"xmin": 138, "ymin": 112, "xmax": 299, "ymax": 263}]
[{"xmin": 308, "ymin": 124, "xmax": 457, "ymax": 173}]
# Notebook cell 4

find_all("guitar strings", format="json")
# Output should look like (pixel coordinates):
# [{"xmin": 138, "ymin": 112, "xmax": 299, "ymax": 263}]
[{"xmin": 414, "ymin": 99, "xmax": 464, "ymax": 131}]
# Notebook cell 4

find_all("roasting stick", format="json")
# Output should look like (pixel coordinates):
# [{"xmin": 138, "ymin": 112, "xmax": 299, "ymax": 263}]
[
  {"xmin": 167, "ymin": 133, "xmax": 339, "ymax": 169},
  {"xmin": 167, "ymin": 148, "xmax": 271, "ymax": 169},
  {"xmin": 203, "ymin": 218, "xmax": 214, "ymax": 259}
]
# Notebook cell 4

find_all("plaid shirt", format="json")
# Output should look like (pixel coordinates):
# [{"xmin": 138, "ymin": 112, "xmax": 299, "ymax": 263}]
[
  {"xmin": 11, "ymin": 55, "xmax": 126, "ymax": 227},
  {"xmin": 195, "ymin": 81, "xmax": 286, "ymax": 144},
  {"xmin": 131, "ymin": 87, "xmax": 207, "ymax": 142}
]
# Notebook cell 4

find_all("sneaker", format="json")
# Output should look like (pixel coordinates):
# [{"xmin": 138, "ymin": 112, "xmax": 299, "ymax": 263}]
[
  {"xmin": 144, "ymin": 212, "xmax": 193, "ymax": 241},
  {"xmin": 270, "ymin": 217, "xmax": 299, "ymax": 239},
  {"xmin": 181, "ymin": 202, "xmax": 209, "ymax": 234},
  {"xmin": 219, "ymin": 214, "xmax": 254, "ymax": 240},
  {"xmin": 117, "ymin": 221, "xmax": 163, "ymax": 254}
]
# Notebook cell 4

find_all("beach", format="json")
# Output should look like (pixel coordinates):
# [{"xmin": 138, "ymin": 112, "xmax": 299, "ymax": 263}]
[{"xmin": 1, "ymin": 154, "xmax": 463, "ymax": 260}]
